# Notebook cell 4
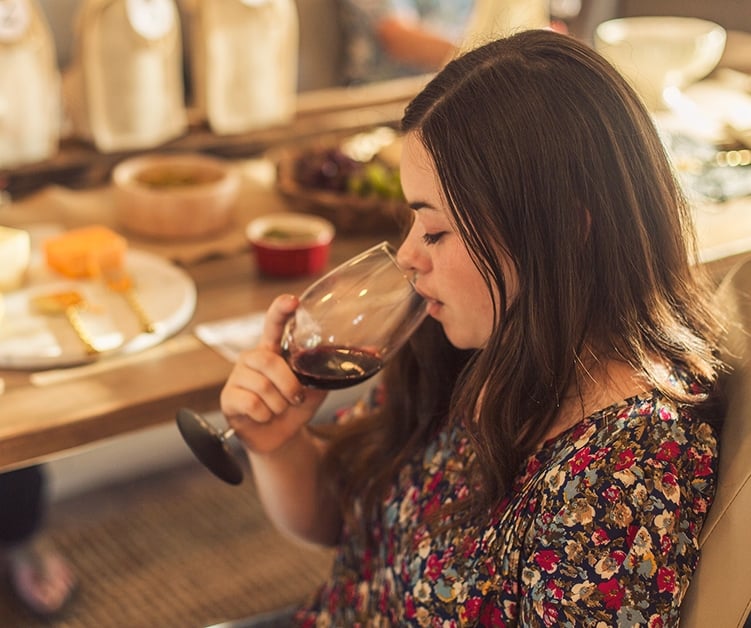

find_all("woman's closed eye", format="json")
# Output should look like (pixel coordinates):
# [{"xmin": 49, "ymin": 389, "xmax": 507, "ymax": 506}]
[{"xmin": 422, "ymin": 231, "xmax": 446, "ymax": 245}]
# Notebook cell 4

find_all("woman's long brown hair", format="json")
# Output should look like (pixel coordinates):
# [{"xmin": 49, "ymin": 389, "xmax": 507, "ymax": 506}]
[{"xmin": 318, "ymin": 29, "xmax": 726, "ymax": 541}]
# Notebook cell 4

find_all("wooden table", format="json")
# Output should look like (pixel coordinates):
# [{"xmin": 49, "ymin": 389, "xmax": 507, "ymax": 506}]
[
  {"xmin": 0, "ymin": 234, "xmax": 383, "ymax": 472},
  {"xmin": 3, "ymin": 197, "xmax": 750, "ymax": 472}
]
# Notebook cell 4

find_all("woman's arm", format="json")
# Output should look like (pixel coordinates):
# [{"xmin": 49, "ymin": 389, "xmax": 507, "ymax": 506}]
[
  {"xmin": 245, "ymin": 426, "xmax": 342, "ymax": 546},
  {"xmin": 221, "ymin": 295, "xmax": 342, "ymax": 546},
  {"xmin": 375, "ymin": 15, "xmax": 457, "ymax": 71}
]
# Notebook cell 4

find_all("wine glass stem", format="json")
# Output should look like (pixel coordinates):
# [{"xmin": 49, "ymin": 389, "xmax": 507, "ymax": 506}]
[{"xmin": 221, "ymin": 427, "xmax": 235, "ymax": 442}]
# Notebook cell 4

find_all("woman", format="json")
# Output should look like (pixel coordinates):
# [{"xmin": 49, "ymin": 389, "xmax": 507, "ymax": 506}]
[{"xmin": 221, "ymin": 30, "xmax": 725, "ymax": 625}]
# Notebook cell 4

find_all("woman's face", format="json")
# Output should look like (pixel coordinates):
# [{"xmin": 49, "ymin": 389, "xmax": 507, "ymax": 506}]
[{"xmin": 397, "ymin": 133, "xmax": 504, "ymax": 350}]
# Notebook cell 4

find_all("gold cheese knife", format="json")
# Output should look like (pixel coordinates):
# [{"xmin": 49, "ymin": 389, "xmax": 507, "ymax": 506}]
[
  {"xmin": 31, "ymin": 290, "xmax": 101, "ymax": 356},
  {"xmin": 101, "ymin": 267, "xmax": 156, "ymax": 334}
]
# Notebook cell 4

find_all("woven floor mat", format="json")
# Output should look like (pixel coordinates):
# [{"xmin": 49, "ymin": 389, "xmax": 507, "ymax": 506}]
[{"xmin": 0, "ymin": 463, "xmax": 334, "ymax": 628}]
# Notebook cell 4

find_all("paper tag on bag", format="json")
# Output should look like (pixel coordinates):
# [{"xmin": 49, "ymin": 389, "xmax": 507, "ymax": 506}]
[
  {"xmin": 0, "ymin": 0, "xmax": 31, "ymax": 42},
  {"xmin": 126, "ymin": 0, "xmax": 174, "ymax": 41}
]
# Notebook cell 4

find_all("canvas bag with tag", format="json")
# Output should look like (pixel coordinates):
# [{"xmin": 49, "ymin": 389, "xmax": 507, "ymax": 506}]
[
  {"xmin": 188, "ymin": 0, "xmax": 299, "ymax": 136},
  {"xmin": 64, "ymin": 0, "xmax": 188, "ymax": 153},
  {"xmin": 0, "ymin": 0, "xmax": 60, "ymax": 168}
]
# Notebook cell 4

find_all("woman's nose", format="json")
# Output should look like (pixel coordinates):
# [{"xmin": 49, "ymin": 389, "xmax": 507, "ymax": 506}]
[{"xmin": 396, "ymin": 220, "xmax": 424, "ymax": 273}]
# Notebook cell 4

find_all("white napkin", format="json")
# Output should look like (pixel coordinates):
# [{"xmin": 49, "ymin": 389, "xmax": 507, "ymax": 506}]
[{"xmin": 193, "ymin": 312, "xmax": 266, "ymax": 363}]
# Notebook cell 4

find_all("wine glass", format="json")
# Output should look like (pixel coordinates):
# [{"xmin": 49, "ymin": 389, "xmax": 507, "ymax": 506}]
[{"xmin": 177, "ymin": 241, "xmax": 427, "ymax": 484}]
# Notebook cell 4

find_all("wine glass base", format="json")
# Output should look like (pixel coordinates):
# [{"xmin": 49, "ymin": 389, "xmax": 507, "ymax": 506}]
[{"xmin": 176, "ymin": 408, "xmax": 244, "ymax": 485}]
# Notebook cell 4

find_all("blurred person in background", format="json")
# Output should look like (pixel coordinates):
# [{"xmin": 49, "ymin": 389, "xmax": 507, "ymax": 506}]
[
  {"xmin": 0, "ymin": 466, "xmax": 77, "ymax": 617},
  {"xmin": 337, "ymin": 0, "xmax": 476, "ymax": 84}
]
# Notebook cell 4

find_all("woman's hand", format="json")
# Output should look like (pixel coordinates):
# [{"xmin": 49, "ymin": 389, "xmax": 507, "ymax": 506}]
[
  {"xmin": 222, "ymin": 294, "xmax": 340, "ymax": 544},
  {"xmin": 220, "ymin": 294, "xmax": 328, "ymax": 455}
]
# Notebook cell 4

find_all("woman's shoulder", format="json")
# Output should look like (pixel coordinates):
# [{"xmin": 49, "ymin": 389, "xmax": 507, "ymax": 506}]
[
  {"xmin": 533, "ymin": 383, "xmax": 719, "ymax": 500},
  {"xmin": 583, "ymin": 380, "xmax": 716, "ymax": 455},
  {"xmin": 572, "ymin": 360, "xmax": 718, "ymax": 451}
]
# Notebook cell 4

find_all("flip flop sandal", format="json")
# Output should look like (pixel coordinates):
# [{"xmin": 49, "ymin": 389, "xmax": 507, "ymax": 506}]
[{"xmin": 7, "ymin": 544, "xmax": 78, "ymax": 619}]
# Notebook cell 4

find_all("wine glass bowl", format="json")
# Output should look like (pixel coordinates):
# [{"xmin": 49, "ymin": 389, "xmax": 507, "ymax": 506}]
[
  {"xmin": 177, "ymin": 241, "xmax": 427, "ymax": 483},
  {"xmin": 594, "ymin": 16, "xmax": 727, "ymax": 111},
  {"xmin": 281, "ymin": 241, "xmax": 427, "ymax": 389}
]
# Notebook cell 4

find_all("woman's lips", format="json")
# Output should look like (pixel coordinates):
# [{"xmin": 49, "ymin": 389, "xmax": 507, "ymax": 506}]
[
  {"xmin": 426, "ymin": 300, "xmax": 442, "ymax": 317},
  {"xmin": 416, "ymin": 287, "xmax": 442, "ymax": 317},
  {"xmin": 419, "ymin": 294, "xmax": 442, "ymax": 317}
]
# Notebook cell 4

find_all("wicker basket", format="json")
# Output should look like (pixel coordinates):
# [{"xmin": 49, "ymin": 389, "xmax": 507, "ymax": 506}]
[{"xmin": 275, "ymin": 149, "xmax": 410, "ymax": 235}]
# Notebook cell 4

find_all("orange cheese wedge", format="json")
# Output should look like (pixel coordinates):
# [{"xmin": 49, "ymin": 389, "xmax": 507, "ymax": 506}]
[{"xmin": 44, "ymin": 226, "xmax": 128, "ymax": 279}]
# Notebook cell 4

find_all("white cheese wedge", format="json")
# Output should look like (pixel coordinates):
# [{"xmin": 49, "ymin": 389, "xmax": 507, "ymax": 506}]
[{"xmin": 0, "ymin": 225, "xmax": 31, "ymax": 291}]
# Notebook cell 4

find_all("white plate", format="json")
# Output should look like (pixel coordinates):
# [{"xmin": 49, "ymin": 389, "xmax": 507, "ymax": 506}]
[{"xmin": 0, "ymin": 249, "xmax": 197, "ymax": 370}]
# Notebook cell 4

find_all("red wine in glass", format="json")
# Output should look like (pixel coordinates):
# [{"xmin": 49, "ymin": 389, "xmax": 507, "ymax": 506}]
[
  {"xmin": 285, "ymin": 345, "xmax": 384, "ymax": 389},
  {"xmin": 177, "ymin": 241, "xmax": 426, "ymax": 484}
]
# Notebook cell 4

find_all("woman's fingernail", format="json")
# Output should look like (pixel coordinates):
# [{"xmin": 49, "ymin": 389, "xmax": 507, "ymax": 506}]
[{"xmin": 292, "ymin": 392, "xmax": 305, "ymax": 405}]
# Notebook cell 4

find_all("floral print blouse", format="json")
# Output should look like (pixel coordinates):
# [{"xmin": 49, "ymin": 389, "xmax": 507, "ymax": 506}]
[{"xmin": 295, "ymin": 372, "xmax": 718, "ymax": 626}]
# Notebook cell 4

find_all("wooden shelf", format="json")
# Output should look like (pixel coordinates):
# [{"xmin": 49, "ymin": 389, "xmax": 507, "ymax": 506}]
[{"xmin": 2, "ymin": 74, "xmax": 430, "ymax": 199}]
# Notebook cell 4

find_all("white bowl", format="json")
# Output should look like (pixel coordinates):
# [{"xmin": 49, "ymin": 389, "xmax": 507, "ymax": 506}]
[
  {"xmin": 112, "ymin": 153, "xmax": 241, "ymax": 239},
  {"xmin": 594, "ymin": 16, "xmax": 727, "ymax": 110}
]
